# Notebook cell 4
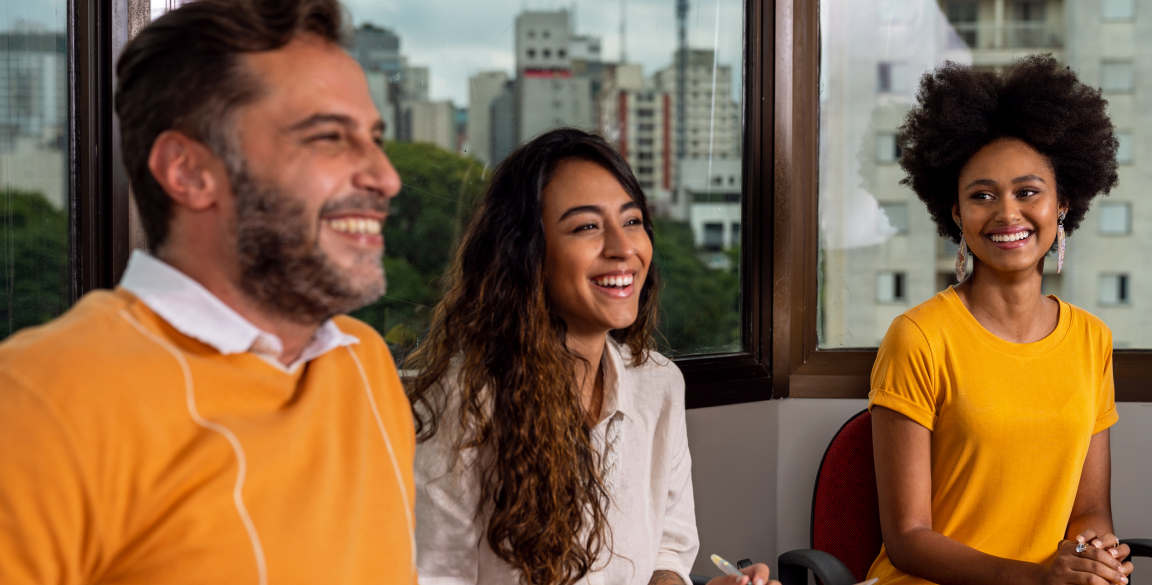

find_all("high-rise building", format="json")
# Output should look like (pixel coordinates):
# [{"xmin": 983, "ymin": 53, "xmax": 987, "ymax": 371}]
[
  {"xmin": 399, "ymin": 100, "xmax": 456, "ymax": 152},
  {"xmin": 651, "ymin": 49, "xmax": 741, "ymax": 208},
  {"xmin": 466, "ymin": 71, "xmax": 509, "ymax": 164},
  {"xmin": 598, "ymin": 64, "xmax": 677, "ymax": 216},
  {"xmin": 353, "ymin": 25, "xmax": 401, "ymax": 142},
  {"xmin": 819, "ymin": 0, "xmax": 1152, "ymax": 348},
  {"xmin": 514, "ymin": 10, "xmax": 597, "ymax": 142},
  {"xmin": 489, "ymin": 81, "xmax": 517, "ymax": 166},
  {"xmin": 0, "ymin": 32, "xmax": 67, "ymax": 209}
]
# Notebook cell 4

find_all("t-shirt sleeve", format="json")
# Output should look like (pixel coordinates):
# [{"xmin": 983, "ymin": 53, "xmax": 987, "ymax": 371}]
[
  {"xmin": 869, "ymin": 315, "xmax": 939, "ymax": 431},
  {"xmin": 1094, "ymin": 329, "xmax": 1118, "ymax": 435}
]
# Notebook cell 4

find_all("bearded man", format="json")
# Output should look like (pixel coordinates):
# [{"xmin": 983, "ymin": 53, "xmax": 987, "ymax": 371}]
[{"xmin": 0, "ymin": 0, "xmax": 414, "ymax": 582}]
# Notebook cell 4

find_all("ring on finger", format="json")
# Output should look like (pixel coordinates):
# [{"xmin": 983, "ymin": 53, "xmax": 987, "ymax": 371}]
[{"xmin": 1076, "ymin": 542, "xmax": 1089, "ymax": 555}]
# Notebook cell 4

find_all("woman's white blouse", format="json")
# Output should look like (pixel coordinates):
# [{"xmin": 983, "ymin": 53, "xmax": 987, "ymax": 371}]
[{"xmin": 414, "ymin": 339, "xmax": 699, "ymax": 585}]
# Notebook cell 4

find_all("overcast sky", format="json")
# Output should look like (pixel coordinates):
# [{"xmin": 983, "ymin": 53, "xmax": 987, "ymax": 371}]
[
  {"xmin": 342, "ymin": 0, "xmax": 745, "ymax": 105},
  {"xmin": 3, "ymin": 0, "xmax": 744, "ymax": 107}
]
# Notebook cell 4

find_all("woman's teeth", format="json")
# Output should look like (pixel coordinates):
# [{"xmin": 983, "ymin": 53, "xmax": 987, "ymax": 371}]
[
  {"xmin": 323, "ymin": 217, "xmax": 382, "ymax": 236},
  {"xmin": 593, "ymin": 274, "xmax": 634, "ymax": 288},
  {"xmin": 989, "ymin": 230, "xmax": 1031, "ymax": 243}
]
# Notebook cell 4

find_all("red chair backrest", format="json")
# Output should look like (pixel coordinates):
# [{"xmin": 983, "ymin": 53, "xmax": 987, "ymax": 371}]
[{"xmin": 811, "ymin": 410, "xmax": 883, "ymax": 584}]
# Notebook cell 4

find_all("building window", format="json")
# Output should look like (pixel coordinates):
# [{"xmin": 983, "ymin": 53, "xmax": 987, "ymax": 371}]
[
  {"xmin": 1011, "ymin": 0, "xmax": 1047, "ymax": 22},
  {"xmin": 876, "ymin": 272, "xmax": 907, "ymax": 303},
  {"xmin": 1101, "ymin": 60, "xmax": 1135, "ymax": 93},
  {"xmin": 638, "ymin": 166, "xmax": 654, "ymax": 175},
  {"xmin": 1103, "ymin": 0, "xmax": 1136, "ymax": 21},
  {"xmin": 703, "ymin": 223, "xmax": 725, "ymax": 251},
  {"xmin": 557, "ymin": 49, "xmax": 566, "ymax": 58},
  {"xmin": 731, "ymin": 222, "xmax": 741, "ymax": 245},
  {"xmin": 542, "ymin": 48, "xmax": 551, "ymax": 58},
  {"xmin": 879, "ymin": 202, "xmax": 910, "ymax": 235},
  {"xmin": 1117, "ymin": 131, "xmax": 1133, "ymax": 164},
  {"xmin": 877, "ymin": 62, "xmax": 911, "ymax": 93},
  {"xmin": 526, "ymin": 48, "xmax": 536, "ymax": 58},
  {"xmin": 1098, "ymin": 202, "xmax": 1132, "ymax": 235},
  {"xmin": 946, "ymin": 1, "xmax": 979, "ymax": 47},
  {"xmin": 1099, "ymin": 274, "xmax": 1131, "ymax": 305},
  {"xmin": 638, "ymin": 109, "xmax": 654, "ymax": 117},
  {"xmin": 875, "ymin": 132, "xmax": 900, "ymax": 163},
  {"xmin": 639, "ymin": 181, "xmax": 655, "ymax": 189}
]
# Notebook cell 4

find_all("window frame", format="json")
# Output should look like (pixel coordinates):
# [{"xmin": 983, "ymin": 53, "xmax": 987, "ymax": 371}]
[{"xmin": 770, "ymin": 0, "xmax": 1152, "ymax": 401}]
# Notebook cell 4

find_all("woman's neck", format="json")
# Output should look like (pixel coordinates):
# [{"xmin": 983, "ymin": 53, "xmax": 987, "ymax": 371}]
[
  {"xmin": 955, "ymin": 257, "xmax": 1059, "ymax": 344},
  {"xmin": 565, "ymin": 329, "xmax": 609, "ymax": 427}
]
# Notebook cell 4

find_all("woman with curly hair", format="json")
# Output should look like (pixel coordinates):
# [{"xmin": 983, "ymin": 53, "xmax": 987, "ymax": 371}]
[
  {"xmin": 408, "ymin": 128, "xmax": 776, "ymax": 585},
  {"xmin": 868, "ymin": 55, "xmax": 1134, "ymax": 585}
]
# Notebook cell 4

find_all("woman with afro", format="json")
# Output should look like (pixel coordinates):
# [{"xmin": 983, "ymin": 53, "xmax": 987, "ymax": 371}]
[{"xmin": 867, "ymin": 55, "xmax": 1134, "ymax": 585}]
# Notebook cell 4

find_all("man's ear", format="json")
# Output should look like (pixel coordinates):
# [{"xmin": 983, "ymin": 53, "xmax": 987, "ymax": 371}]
[{"xmin": 147, "ymin": 131, "xmax": 227, "ymax": 211}]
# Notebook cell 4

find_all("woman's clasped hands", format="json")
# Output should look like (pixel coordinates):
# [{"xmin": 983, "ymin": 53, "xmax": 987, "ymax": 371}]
[{"xmin": 1043, "ymin": 531, "xmax": 1133, "ymax": 585}]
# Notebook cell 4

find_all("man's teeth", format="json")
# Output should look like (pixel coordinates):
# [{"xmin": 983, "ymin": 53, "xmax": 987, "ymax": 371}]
[
  {"xmin": 323, "ymin": 217, "xmax": 382, "ymax": 236},
  {"xmin": 593, "ymin": 275, "xmax": 634, "ymax": 288},
  {"xmin": 989, "ymin": 230, "xmax": 1031, "ymax": 243}
]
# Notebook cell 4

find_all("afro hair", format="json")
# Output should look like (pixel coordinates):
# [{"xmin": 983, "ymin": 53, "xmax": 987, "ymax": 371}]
[{"xmin": 897, "ymin": 54, "xmax": 1119, "ymax": 243}]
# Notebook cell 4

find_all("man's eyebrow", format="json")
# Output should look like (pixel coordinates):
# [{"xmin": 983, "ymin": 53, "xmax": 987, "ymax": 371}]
[
  {"xmin": 558, "ymin": 204, "xmax": 603, "ymax": 221},
  {"xmin": 286, "ymin": 113, "xmax": 356, "ymax": 133}
]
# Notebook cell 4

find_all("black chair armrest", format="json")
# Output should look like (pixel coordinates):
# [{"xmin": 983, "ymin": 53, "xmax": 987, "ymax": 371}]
[
  {"xmin": 1121, "ymin": 538, "xmax": 1152, "ymax": 562},
  {"xmin": 778, "ymin": 549, "xmax": 857, "ymax": 585},
  {"xmin": 690, "ymin": 575, "xmax": 711, "ymax": 585}
]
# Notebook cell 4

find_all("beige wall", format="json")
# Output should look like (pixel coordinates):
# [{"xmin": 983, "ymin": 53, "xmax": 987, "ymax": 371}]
[{"xmin": 687, "ymin": 399, "xmax": 1152, "ymax": 580}]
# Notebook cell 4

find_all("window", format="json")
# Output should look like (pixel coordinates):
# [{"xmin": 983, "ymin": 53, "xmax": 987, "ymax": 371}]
[
  {"xmin": 1, "ymin": 0, "xmax": 71, "ymax": 341},
  {"xmin": 1103, "ymin": 0, "xmax": 1136, "ymax": 21},
  {"xmin": 731, "ymin": 222, "xmax": 741, "ymax": 245},
  {"xmin": 876, "ymin": 272, "xmax": 907, "ymax": 303},
  {"xmin": 702, "ymin": 223, "xmax": 725, "ymax": 252},
  {"xmin": 1099, "ymin": 274, "xmax": 1131, "ymax": 305},
  {"xmin": 877, "ymin": 62, "xmax": 910, "ymax": 93},
  {"xmin": 1098, "ymin": 202, "xmax": 1132, "ymax": 235},
  {"xmin": 1101, "ymin": 60, "xmax": 1135, "ymax": 93},
  {"xmin": 1117, "ymin": 131, "xmax": 1133, "ymax": 163},
  {"xmin": 879, "ymin": 202, "xmax": 910, "ymax": 235},
  {"xmin": 875, "ymin": 133, "xmax": 900, "ymax": 163}
]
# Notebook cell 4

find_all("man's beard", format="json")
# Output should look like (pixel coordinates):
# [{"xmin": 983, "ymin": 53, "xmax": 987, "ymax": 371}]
[{"xmin": 232, "ymin": 166, "xmax": 388, "ymax": 325}]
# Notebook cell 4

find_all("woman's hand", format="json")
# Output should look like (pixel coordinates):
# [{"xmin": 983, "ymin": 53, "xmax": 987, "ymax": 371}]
[
  {"xmin": 704, "ymin": 563, "xmax": 780, "ymax": 585},
  {"xmin": 1082, "ymin": 531, "xmax": 1134, "ymax": 582},
  {"xmin": 1041, "ymin": 532, "xmax": 1130, "ymax": 585}
]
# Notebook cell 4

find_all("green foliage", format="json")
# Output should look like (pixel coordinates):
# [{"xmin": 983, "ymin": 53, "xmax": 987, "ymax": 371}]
[
  {"xmin": 354, "ymin": 141, "xmax": 743, "ymax": 360},
  {"xmin": 0, "ymin": 189, "xmax": 69, "ymax": 340},
  {"xmin": 350, "ymin": 141, "xmax": 488, "ymax": 359},
  {"xmin": 651, "ymin": 217, "xmax": 741, "ymax": 356}
]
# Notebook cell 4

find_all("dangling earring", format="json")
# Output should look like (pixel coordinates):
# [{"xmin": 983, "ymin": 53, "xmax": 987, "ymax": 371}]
[
  {"xmin": 955, "ymin": 219, "xmax": 968, "ymax": 282},
  {"xmin": 1057, "ymin": 210, "xmax": 1067, "ymax": 274}
]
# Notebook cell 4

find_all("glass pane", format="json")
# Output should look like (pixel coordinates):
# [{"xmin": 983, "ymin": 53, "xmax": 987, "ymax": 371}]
[
  {"xmin": 0, "ymin": 0, "xmax": 70, "ymax": 341},
  {"xmin": 150, "ymin": 0, "xmax": 746, "ymax": 359},
  {"xmin": 340, "ymin": 0, "xmax": 745, "ymax": 359},
  {"xmin": 819, "ymin": 0, "xmax": 1152, "ymax": 349}
]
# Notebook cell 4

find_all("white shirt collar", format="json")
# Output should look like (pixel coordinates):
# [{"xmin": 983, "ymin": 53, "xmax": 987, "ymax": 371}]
[
  {"xmin": 120, "ymin": 250, "xmax": 358, "ymax": 372},
  {"xmin": 597, "ymin": 338, "xmax": 633, "ymax": 424}
]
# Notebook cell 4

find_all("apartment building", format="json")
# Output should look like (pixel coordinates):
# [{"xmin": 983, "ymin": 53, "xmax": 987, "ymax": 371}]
[{"xmin": 0, "ymin": 32, "xmax": 67, "ymax": 209}]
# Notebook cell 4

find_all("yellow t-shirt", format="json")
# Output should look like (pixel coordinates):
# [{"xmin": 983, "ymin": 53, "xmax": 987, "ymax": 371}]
[{"xmin": 866, "ymin": 287, "xmax": 1117, "ymax": 585}]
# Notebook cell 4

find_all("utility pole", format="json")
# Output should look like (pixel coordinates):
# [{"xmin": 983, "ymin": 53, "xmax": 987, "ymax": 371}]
[
  {"xmin": 620, "ymin": 0, "xmax": 627, "ymax": 63},
  {"xmin": 675, "ymin": 0, "xmax": 688, "ymax": 183}
]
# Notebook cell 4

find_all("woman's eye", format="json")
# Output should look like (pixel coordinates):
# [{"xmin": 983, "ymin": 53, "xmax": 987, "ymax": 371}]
[
  {"xmin": 574, "ymin": 223, "xmax": 598, "ymax": 232},
  {"xmin": 1018, "ymin": 189, "xmax": 1038, "ymax": 197},
  {"xmin": 624, "ymin": 217, "xmax": 643, "ymax": 226},
  {"xmin": 972, "ymin": 191, "xmax": 992, "ymax": 200}
]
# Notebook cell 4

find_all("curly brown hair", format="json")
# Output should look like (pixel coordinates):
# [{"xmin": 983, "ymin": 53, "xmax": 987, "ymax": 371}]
[
  {"xmin": 405, "ymin": 128, "xmax": 659, "ymax": 585},
  {"xmin": 898, "ymin": 54, "xmax": 1119, "ymax": 243}
]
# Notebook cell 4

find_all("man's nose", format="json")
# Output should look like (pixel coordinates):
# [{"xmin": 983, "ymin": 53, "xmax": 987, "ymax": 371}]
[{"xmin": 354, "ymin": 141, "xmax": 402, "ymax": 200}]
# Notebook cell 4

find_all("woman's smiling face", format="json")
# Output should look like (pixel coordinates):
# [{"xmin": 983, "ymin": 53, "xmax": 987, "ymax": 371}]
[
  {"xmin": 540, "ymin": 158, "xmax": 652, "ymax": 340},
  {"xmin": 954, "ymin": 137, "xmax": 1066, "ymax": 276}
]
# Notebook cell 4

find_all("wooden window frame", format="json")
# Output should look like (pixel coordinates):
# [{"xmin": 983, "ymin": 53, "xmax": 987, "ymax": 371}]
[
  {"xmin": 83, "ymin": 0, "xmax": 1150, "ymax": 405},
  {"xmin": 766, "ymin": 0, "xmax": 1152, "ymax": 401}
]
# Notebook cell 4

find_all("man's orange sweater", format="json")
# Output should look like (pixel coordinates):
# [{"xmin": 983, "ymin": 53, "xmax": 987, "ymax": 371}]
[{"xmin": 0, "ymin": 289, "xmax": 415, "ymax": 584}]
